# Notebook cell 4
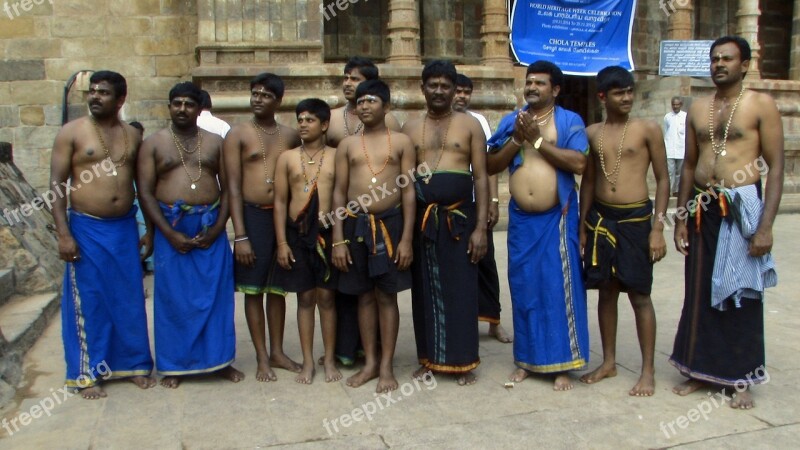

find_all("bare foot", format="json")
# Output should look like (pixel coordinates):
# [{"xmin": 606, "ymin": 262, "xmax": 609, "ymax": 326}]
[
  {"xmin": 579, "ymin": 363, "xmax": 617, "ymax": 384},
  {"xmin": 456, "ymin": 371, "xmax": 477, "ymax": 386},
  {"xmin": 489, "ymin": 323, "xmax": 513, "ymax": 343},
  {"xmin": 376, "ymin": 371, "xmax": 399, "ymax": 393},
  {"xmin": 255, "ymin": 360, "xmax": 277, "ymax": 382},
  {"xmin": 412, "ymin": 365, "xmax": 430, "ymax": 380},
  {"xmin": 295, "ymin": 363, "xmax": 315, "ymax": 385},
  {"xmin": 553, "ymin": 373, "xmax": 573, "ymax": 391},
  {"xmin": 130, "ymin": 375, "xmax": 156, "ymax": 389},
  {"xmin": 730, "ymin": 389, "xmax": 755, "ymax": 409},
  {"xmin": 323, "ymin": 359, "xmax": 342, "ymax": 383},
  {"xmin": 217, "ymin": 365, "xmax": 245, "ymax": 383},
  {"xmin": 80, "ymin": 385, "xmax": 107, "ymax": 399},
  {"xmin": 508, "ymin": 368, "xmax": 530, "ymax": 383},
  {"xmin": 161, "ymin": 376, "xmax": 181, "ymax": 389},
  {"xmin": 346, "ymin": 364, "xmax": 379, "ymax": 388},
  {"xmin": 672, "ymin": 379, "xmax": 705, "ymax": 396},
  {"xmin": 270, "ymin": 352, "xmax": 302, "ymax": 373},
  {"xmin": 629, "ymin": 371, "xmax": 655, "ymax": 397}
]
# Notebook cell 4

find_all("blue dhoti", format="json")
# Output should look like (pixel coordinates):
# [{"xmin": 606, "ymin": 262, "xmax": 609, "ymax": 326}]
[
  {"xmin": 508, "ymin": 193, "xmax": 589, "ymax": 373},
  {"xmin": 154, "ymin": 201, "xmax": 235, "ymax": 375},
  {"xmin": 61, "ymin": 207, "xmax": 153, "ymax": 388}
]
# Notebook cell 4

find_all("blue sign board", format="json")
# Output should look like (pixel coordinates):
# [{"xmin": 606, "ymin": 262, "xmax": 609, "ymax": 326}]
[
  {"xmin": 509, "ymin": 0, "xmax": 638, "ymax": 75},
  {"xmin": 659, "ymin": 40, "xmax": 715, "ymax": 77}
]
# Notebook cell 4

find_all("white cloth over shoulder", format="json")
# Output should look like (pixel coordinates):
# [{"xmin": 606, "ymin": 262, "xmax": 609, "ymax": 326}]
[
  {"xmin": 711, "ymin": 184, "xmax": 777, "ymax": 311},
  {"xmin": 197, "ymin": 111, "xmax": 231, "ymax": 138}
]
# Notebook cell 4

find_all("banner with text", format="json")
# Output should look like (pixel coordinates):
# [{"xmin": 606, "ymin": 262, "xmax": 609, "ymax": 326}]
[{"xmin": 509, "ymin": 0, "xmax": 638, "ymax": 75}]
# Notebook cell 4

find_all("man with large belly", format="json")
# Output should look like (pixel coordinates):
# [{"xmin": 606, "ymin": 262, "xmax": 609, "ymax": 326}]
[{"xmin": 487, "ymin": 60, "xmax": 590, "ymax": 391}]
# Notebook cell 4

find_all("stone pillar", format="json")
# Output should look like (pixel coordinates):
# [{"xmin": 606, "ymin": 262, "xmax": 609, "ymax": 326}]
[
  {"xmin": 736, "ymin": 0, "xmax": 762, "ymax": 79},
  {"xmin": 480, "ymin": 0, "xmax": 512, "ymax": 66},
  {"xmin": 667, "ymin": 0, "xmax": 693, "ymax": 40},
  {"xmin": 386, "ymin": 0, "xmax": 421, "ymax": 64},
  {"xmin": 791, "ymin": 0, "xmax": 800, "ymax": 80}
]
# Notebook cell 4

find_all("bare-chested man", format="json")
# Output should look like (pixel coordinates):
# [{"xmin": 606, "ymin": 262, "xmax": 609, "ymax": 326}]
[
  {"xmin": 578, "ymin": 66, "xmax": 669, "ymax": 397},
  {"xmin": 326, "ymin": 57, "xmax": 402, "ymax": 367},
  {"xmin": 404, "ymin": 60, "xmax": 488, "ymax": 386},
  {"xmin": 272, "ymin": 99, "xmax": 341, "ymax": 385},
  {"xmin": 51, "ymin": 70, "xmax": 155, "ymax": 399},
  {"xmin": 138, "ymin": 81, "xmax": 244, "ymax": 388},
  {"xmin": 669, "ymin": 36, "xmax": 782, "ymax": 409},
  {"xmin": 224, "ymin": 73, "xmax": 302, "ymax": 381},
  {"xmin": 487, "ymin": 60, "xmax": 589, "ymax": 391},
  {"xmin": 452, "ymin": 73, "xmax": 513, "ymax": 344},
  {"xmin": 332, "ymin": 79, "xmax": 416, "ymax": 393}
]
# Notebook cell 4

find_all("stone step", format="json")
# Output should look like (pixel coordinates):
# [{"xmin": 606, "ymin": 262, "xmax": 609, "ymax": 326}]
[
  {"xmin": 0, "ymin": 292, "xmax": 59, "ymax": 355},
  {"xmin": 0, "ymin": 268, "xmax": 13, "ymax": 308}
]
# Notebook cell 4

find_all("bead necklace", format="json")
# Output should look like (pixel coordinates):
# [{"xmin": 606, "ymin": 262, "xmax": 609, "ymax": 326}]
[
  {"xmin": 708, "ymin": 85, "xmax": 745, "ymax": 157},
  {"xmin": 343, "ymin": 103, "xmax": 364, "ymax": 136},
  {"xmin": 90, "ymin": 117, "xmax": 129, "ymax": 176},
  {"xmin": 300, "ymin": 142, "xmax": 326, "ymax": 193},
  {"xmin": 419, "ymin": 111, "xmax": 452, "ymax": 184},
  {"xmin": 361, "ymin": 128, "xmax": 392, "ymax": 185},
  {"xmin": 252, "ymin": 120, "xmax": 284, "ymax": 184},
  {"xmin": 170, "ymin": 125, "xmax": 203, "ymax": 190},
  {"xmin": 597, "ymin": 116, "xmax": 629, "ymax": 192}
]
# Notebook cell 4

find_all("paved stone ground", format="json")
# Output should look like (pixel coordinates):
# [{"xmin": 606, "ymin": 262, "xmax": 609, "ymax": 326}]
[{"xmin": 1, "ymin": 215, "xmax": 799, "ymax": 449}]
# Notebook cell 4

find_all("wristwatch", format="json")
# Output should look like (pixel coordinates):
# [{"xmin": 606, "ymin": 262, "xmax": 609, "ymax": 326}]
[{"xmin": 533, "ymin": 136, "xmax": 544, "ymax": 150}]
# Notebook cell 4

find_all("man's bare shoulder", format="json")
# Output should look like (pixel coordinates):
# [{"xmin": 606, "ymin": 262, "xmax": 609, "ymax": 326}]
[
  {"xmin": 330, "ymin": 105, "xmax": 346, "ymax": 114},
  {"xmin": 200, "ymin": 128, "xmax": 224, "ymax": 146},
  {"xmin": 228, "ymin": 121, "xmax": 254, "ymax": 137},
  {"xmin": 748, "ymin": 90, "xmax": 779, "ymax": 113},
  {"xmin": 585, "ymin": 122, "xmax": 602, "ymax": 140},
  {"xmin": 632, "ymin": 118, "xmax": 661, "ymax": 133},
  {"xmin": 338, "ymin": 134, "xmax": 358, "ymax": 150}
]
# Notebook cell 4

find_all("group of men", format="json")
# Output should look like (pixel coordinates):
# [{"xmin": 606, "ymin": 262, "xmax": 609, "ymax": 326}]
[{"xmin": 52, "ymin": 35, "xmax": 781, "ymax": 409}]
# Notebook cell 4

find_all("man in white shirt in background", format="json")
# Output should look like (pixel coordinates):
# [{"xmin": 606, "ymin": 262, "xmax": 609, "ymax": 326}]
[
  {"xmin": 663, "ymin": 96, "xmax": 687, "ymax": 197},
  {"xmin": 197, "ymin": 89, "xmax": 231, "ymax": 139},
  {"xmin": 453, "ymin": 73, "xmax": 512, "ymax": 344}
]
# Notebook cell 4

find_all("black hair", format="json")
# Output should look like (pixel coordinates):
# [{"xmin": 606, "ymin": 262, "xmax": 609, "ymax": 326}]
[
  {"xmin": 129, "ymin": 121, "xmax": 144, "ymax": 132},
  {"xmin": 455, "ymin": 74, "xmax": 473, "ymax": 89},
  {"xmin": 296, "ymin": 98, "xmax": 331, "ymax": 123},
  {"xmin": 354, "ymin": 79, "xmax": 390, "ymax": 105},
  {"xmin": 168, "ymin": 82, "xmax": 202, "ymax": 104},
  {"xmin": 344, "ymin": 57, "xmax": 379, "ymax": 80},
  {"xmin": 249, "ymin": 73, "xmax": 285, "ymax": 100},
  {"xmin": 421, "ymin": 60, "xmax": 457, "ymax": 85},
  {"xmin": 525, "ymin": 60, "xmax": 564, "ymax": 90},
  {"xmin": 89, "ymin": 70, "xmax": 127, "ymax": 98},
  {"xmin": 200, "ymin": 90, "xmax": 212, "ymax": 109},
  {"xmin": 710, "ymin": 36, "xmax": 752, "ymax": 62},
  {"xmin": 596, "ymin": 66, "xmax": 634, "ymax": 94}
]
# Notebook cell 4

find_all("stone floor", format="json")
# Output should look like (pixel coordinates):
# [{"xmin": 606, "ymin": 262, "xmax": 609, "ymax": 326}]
[{"xmin": 1, "ymin": 215, "xmax": 799, "ymax": 449}]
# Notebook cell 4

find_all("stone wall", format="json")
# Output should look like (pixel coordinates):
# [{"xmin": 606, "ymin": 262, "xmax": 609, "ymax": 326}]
[{"xmin": 0, "ymin": 0, "xmax": 197, "ymax": 192}]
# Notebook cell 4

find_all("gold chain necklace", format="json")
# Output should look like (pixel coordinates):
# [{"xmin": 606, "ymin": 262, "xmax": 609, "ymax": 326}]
[
  {"xmin": 361, "ymin": 128, "xmax": 392, "ymax": 185},
  {"xmin": 170, "ymin": 125, "xmax": 203, "ymax": 190},
  {"xmin": 534, "ymin": 105, "xmax": 555, "ymax": 126},
  {"xmin": 300, "ymin": 140, "xmax": 323, "ymax": 164},
  {"xmin": 300, "ymin": 142, "xmax": 326, "ymax": 192},
  {"xmin": 343, "ymin": 103, "xmax": 364, "ymax": 136},
  {"xmin": 90, "ymin": 117, "xmax": 129, "ymax": 176},
  {"xmin": 708, "ymin": 85, "xmax": 745, "ymax": 157},
  {"xmin": 597, "ymin": 117, "xmax": 629, "ymax": 192},
  {"xmin": 252, "ymin": 120, "xmax": 284, "ymax": 184},
  {"xmin": 419, "ymin": 111, "xmax": 452, "ymax": 184}
]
